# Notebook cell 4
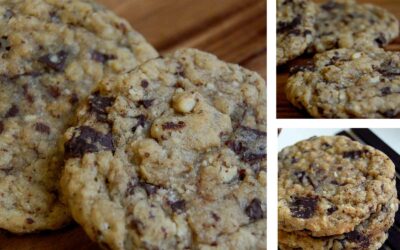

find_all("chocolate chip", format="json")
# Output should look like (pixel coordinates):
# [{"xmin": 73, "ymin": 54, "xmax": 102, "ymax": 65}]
[
  {"xmin": 169, "ymin": 200, "xmax": 186, "ymax": 214},
  {"xmin": 345, "ymin": 231, "xmax": 369, "ymax": 248},
  {"xmin": 238, "ymin": 169, "xmax": 246, "ymax": 181},
  {"xmin": 289, "ymin": 63, "xmax": 316, "ymax": 75},
  {"xmin": 91, "ymin": 50, "xmax": 117, "ymax": 64},
  {"xmin": 38, "ymin": 50, "xmax": 68, "ymax": 71},
  {"xmin": 129, "ymin": 219, "xmax": 144, "ymax": 235},
  {"xmin": 0, "ymin": 121, "xmax": 3, "ymax": 134},
  {"xmin": 377, "ymin": 60, "xmax": 400, "ymax": 78},
  {"xmin": 22, "ymin": 85, "xmax": 34, "ymax": 103},
  {"xmin": 277, "ymin": 15, "xmax": 301, "ymax": 34},
  {"xmin": 290, "ymin": 196, "xmax": 318, "ymax": 219},
  {"xmin": 64, "ymin": 126, "xmax": 114, "ymax": 159},
  {"xmin": 245, "ymin": 198, "xmax": 264, "ymax": 220},
  {"xmin": 141, "ymin": 80, "xmax": 149, "ymax": 88},
  {"xmin": 88, "ymin": 92, "xmax": 115, "ymax": 122},
  {"xmin": 342, "ymin": 150, "xmax": 367, "ymax": 160},
  {"xmin": 132, "ymin": 114, "xmax": 147, "ymax": 133},
  {"xmin": 225, "ymin": 126, "xmax": 266, "ymax": 164},
  {"xmin": 211, "ymin": 212, "xmax": 220, "ymax": 221},
  {"xmin": 69, "ymin": 93, "xmax": 79, "ymax": 105},
  {"xmin": 5, "ymin": 104, "xmax": 19, "ymax": 118},
  {"xmin": 327, "ymin": 205, "xmax": 338, "ymax": 215},
  {"xmin": 381, "ymin": 87, "xmax": 392, "ymax": 96},
  {"xmin": 137, "ymin": 99, "xmax": 154, "ymax": 109},
  {"xmin": 35, "ymin": 123, "xmax": 50, "ymax": 134},
  {"xmin": 48, "ymin": 86, "xmax": 61, "ymax": 98},
  {"xmin": 162, "ymin": 121, "xmax": 186, "ymax": 130},
  {"xmin": 26, "ymin": 218, "xmax": 34, "ymax": 224}
]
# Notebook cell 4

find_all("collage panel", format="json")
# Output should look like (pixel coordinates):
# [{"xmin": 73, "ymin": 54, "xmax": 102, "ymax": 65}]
[
  {"xmin": 277, "ymin": 0, "xmax": 400, "ymax": 118},
  {"xmin": 278, "ymin": 128, "xmax": 400, "ymax": 249}
]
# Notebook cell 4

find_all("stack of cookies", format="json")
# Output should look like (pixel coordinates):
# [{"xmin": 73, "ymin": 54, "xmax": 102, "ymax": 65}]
[
  {"xmin": 278, "ymin": 0, "xmax": 400, "ymax": 118},
  {"xmin": 278, "ymin": 136, "xmax": 398, "ymax": 250},
  {"xmin": 0, "ymin": 0, "xmax": 266, "ymax": 249}
]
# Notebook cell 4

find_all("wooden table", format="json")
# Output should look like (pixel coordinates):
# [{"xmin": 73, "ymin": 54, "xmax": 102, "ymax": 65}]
[
  {"xmin": 277, "ymin": 0, "xmax": 400, "ymax": 118},
  {"xmin": 0, "ymin": 0, "xmax": 266, "ymax": 249}
]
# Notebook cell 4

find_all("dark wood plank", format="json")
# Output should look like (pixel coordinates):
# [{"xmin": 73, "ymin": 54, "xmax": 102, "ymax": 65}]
[{"xmin": 277, "ymin": 0, "xmax": 400, "ymax": 118}]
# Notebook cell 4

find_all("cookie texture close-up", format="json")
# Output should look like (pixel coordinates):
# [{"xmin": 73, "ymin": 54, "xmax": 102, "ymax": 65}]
[
  {"xmin": 286, "ymin": 48, "xmax": 400, "ymax": 118},
  {"xmin": 278, "ymin": 136, "xmax": 396, "ymax": 236},
  {"xmin": 60, "ymin": 48, "xmax": 266, "ymax": 249},
  {"xmin": 277, "ymin": 0, "xmax": 316, "ymax": 65},
  {"xmin": 310, "ymin": 0, "xmax": 399, "ymax": 53},
  {"xmin": 0, "ymin": 0, "xmax": 157, "ymax": 233}
]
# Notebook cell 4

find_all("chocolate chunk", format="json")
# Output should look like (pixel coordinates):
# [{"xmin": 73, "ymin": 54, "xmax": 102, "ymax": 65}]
[
  {"xmin": 211, "ymin": 212, "xmax": 220, "ymax": 221},
  {"xmin": 35, "ymin": 123, "xmax": 50, "ymax": 134},
  {"xmin": 289, "ymin": 63, "xmax": 316, "ymax": 75},
  {"xmin": 64, "ymin": 126, "xmax": 114, "ymax": 159},
  {"xmin": 38, "ymin": 50, "xmax": 68, "ymax": 71},
  {"xmin": 137, "ymin": 99, "xmax": 154, "ymax": 109},
  {"xmin": 290, "ymin": 196, "xmax": 318, "ymax": 219},
  {"xmin": 22, "ymin": 85, "xmax": 34, "ymax": 103},
  {"xmin": 345, "ymin": 231, "xmax": 369, "ymax": 248},
  {"xmin": 91, "ymin": 50, "xmax": 117, "ymax": 63},
  {"xmin": 132, "ymin": 114, "xmax": 147, "ymax": 133},
  {"xmin": 377, "ymin": 60, "xmax": 400, "ymax": 78},
  {"xmin": 26, "ymin": 218, "xmax": 34, "ymax": 224},
  {"xmin": 5, "ymin": 104, "xmax": 19, "ymax": 118},
  {"xmin": 129, "ymin": 219, "xmax": 145, "ymax": 235},
  {"xmin": 375, "ymin": 33, "xmax": 387, "ymax": 47},
  {"xmin": 321, "ymin": 1, "xmax": 344, "ymax": 11},
  {"xmin": 381, "ymin": 87, "xmax": 392, "ymax": 96},
  {"xmin": 343, "ymin": 150, "xmax": 367, "ymax": 160},
  {"xmin": 245, "ymin": 198, "xmax": 264, "ymax": 220},
  {"xmin": 327, "ymin": 205, "xmax": 338, "ymax": 215},
  {"xmin": 69, "ymin": 93, "xmax": 79, "ymax": 105},
  {"xmin": 238, "ymin": 169, "xmax": 246, "ymax": 181},
  {"xmin": 169, "ymin": 200, "xmax": 186, "ymax": 214},
  {"xmin": 88, "ymin": 92, "xmax": 115, "ymax": 122},
  {"xmin": 277, "ymin": 15, "xmax": 301, "ymax": 34},
  {"xmin": 225, "ymin": 126, "xmax": 266, "ymax": 164},
  {"xmin": 0, "ymin": 121, "xmax": 3, "ymax": 134},
  {"xmin": 141, "ymin": 80, "xmax": 149, "ymax": 88},
  {"xmin": 162, "ymin": 121, "xmax": 186, "ymax": 130}
]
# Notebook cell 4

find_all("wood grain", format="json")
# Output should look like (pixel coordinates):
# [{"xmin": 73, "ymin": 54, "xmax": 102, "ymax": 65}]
[
  {"xmin": 0, "ymin": 0, "xmax": 266, "ymax": 249},
  {"xmin": 277, "ymin": 0, "xmax": 400, "ymax": 118}
]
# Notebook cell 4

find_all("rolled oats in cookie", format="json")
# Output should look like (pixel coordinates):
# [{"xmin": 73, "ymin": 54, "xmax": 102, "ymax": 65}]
[
  {"xmin": 277, "ymin": 0, "xmax": 316, "ymax": 65},
  {"xmin": 278, "ymin": 136, "xmax": 396, "ymax": 237},
  {"xmin": 310, "ymin": 0, "xmax": 399, "ymax": 53},
  {"xmin": 286, "ymin": 48, "xmax": 400, "ymax": 118},
  {"xmin": 0, "ymin": 0, "xmax": 157, "ymax": 233},
  {"xmin": 60, "ymin": 49, "xmax": 266, "ymax": 250},
  {"xmin": 279, "ymin": 196, "xmax": 398, "ymax": 250}
]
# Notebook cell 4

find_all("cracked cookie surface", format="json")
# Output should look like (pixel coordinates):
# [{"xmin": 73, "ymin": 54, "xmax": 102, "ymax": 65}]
[
  {"xmin": 310, "ymin": 0, "xmax": 399, "ymax": 53},
  {"xmin": 286, "ymin": 48, "xmax": 400, "ymax": 118},
  {"xmin": 60, "ymin": 49, "xmax": 266, "ymax": 250},
  {"xmin": 278, "ymin": 136, "xmax": 396, "ymax": 237},
  {"xmin": 277, "ymin": 0, "xmax": 316, "ymax": 65},
  {"xmin": 0, "ymin": 0, "xmax": 157, "ymax": 233}
]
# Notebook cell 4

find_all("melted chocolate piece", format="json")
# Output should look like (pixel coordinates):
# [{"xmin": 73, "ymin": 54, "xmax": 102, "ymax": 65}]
[
  {"xmin": 64, "ymin": 126, "xmax": 114, "ymax": 159},
  {"xmin": 25, "ymin": 218, "xmax": 34, "ymax": 224},
  {"xmin": 345, "ymin": 231, "xmax": 370, "ymax": 248},
  {"xmin": 277, "ymin": 15, "xmax": 301, "ymax": 34},
  {"xmin": 91, "ymin": 50, "xmax": 117, "ymax": 64},
  {"xmin": 321, "ymin": 1, "xmax": 344, "ymax": 11},
  {"xmin": 38, "ymin": 50, "xmax": 68, "ymax": 71},
  {"xmin": 290, "ymin": 196, "xmax": 318, "ymax": 219},
  {"xmin": 5, "ymin": 104, "xmax": 19, "ymax": 118},
  {"xmin": 162, "ymin": 121, "xmax": 186, "ymax": 130},
  {"xmin": 88, "ymin": 92, "xmax": 115, "ymax": 122},
  {"xmin": 377, "ymin": 60, "xmax": 400, "ymax": 78},
  {"xmin": 169, "ymin": 200, "xmax": 186, "ymax": 214},
  {"xmin": 342, "ymin": 150, "xmax": 367, "ymax": 160},
  {"xmin": 137, "ymin": 99, "xmax": 154, "ymax": 109},
  {"xmin": 225, "ymin": 126, "xmax": 266, "ymax": 164},
  {"xmin": 327, "ymin": 205, "xmax": 338, "ymax": 215},
  {"xmin": 141, "ymin": 80, "xmax": 149, "ymax": 88},
  {"xmin": 375, "ymin": 33, "xmax": 387, "ymax": 47},
  {"xmin": 289, "ymin": 63, "xmax": 316, "ymax": 75},
  {"xmin": 132, "ymin": 114, "xmax": 147, "ymax": 133},
  {"xmin": 380, "ymin": 87, "xmax": 392, "ymax": 96},
  {"xmin": 34, "ymin": 123, "xmax": 50, "ymax": 134},
  {"xmin": 245, "ymin": 198, "xmax": 264, "ymax": 220}
]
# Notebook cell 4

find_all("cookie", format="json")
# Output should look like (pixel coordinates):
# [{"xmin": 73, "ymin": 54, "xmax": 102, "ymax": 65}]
[
  {"xmin": 277, "ymin": 0, "xmax": 316, "ymax": 65},
  {"xmin": 279, "ymin": 195, "xmax": 398, "ymax": 250},
  {"xmin": 60, "ymin": 49, "xmax": 266, "ymax": 249},
  {"xmin": 0, "ymin": 0, "xmax": 157, "ymax": 233},
  {"xmin": 309, "ymin": 0, "xmax": 399, "ymax": 53},
  {"xmin": 286, "ymin": 48, "xmax": 400, "ymax": 118},
  {"xmin": 278, "ymin": 136, "xmax": 396, "ymax": 236}
]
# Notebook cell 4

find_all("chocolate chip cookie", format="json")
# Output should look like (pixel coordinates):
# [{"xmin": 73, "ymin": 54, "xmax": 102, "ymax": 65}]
[
  {"xmin": 278, "ymin": 136, "xmax": 396, "ymax": 236},
  {"xmin": 286, "ymin": 48, "xmax": 400, "ymax": 118},
  {"xmin": 277, "ymin": 0, "xmax": 316, "ymax": 65},
  {"xmin": 309, "ymin": 0, "xmax": 399, "ymax": 53},
  {"xmin": 279, "ymin": 195, "xmax": 398, "ymax": 250},
  {"xmin": 60, "ymin": 49, "xmax": 266, "ymax": 249},
  {"xmin": 0, "ymin": 0, "xmax": 157, "ymax": 233}
]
